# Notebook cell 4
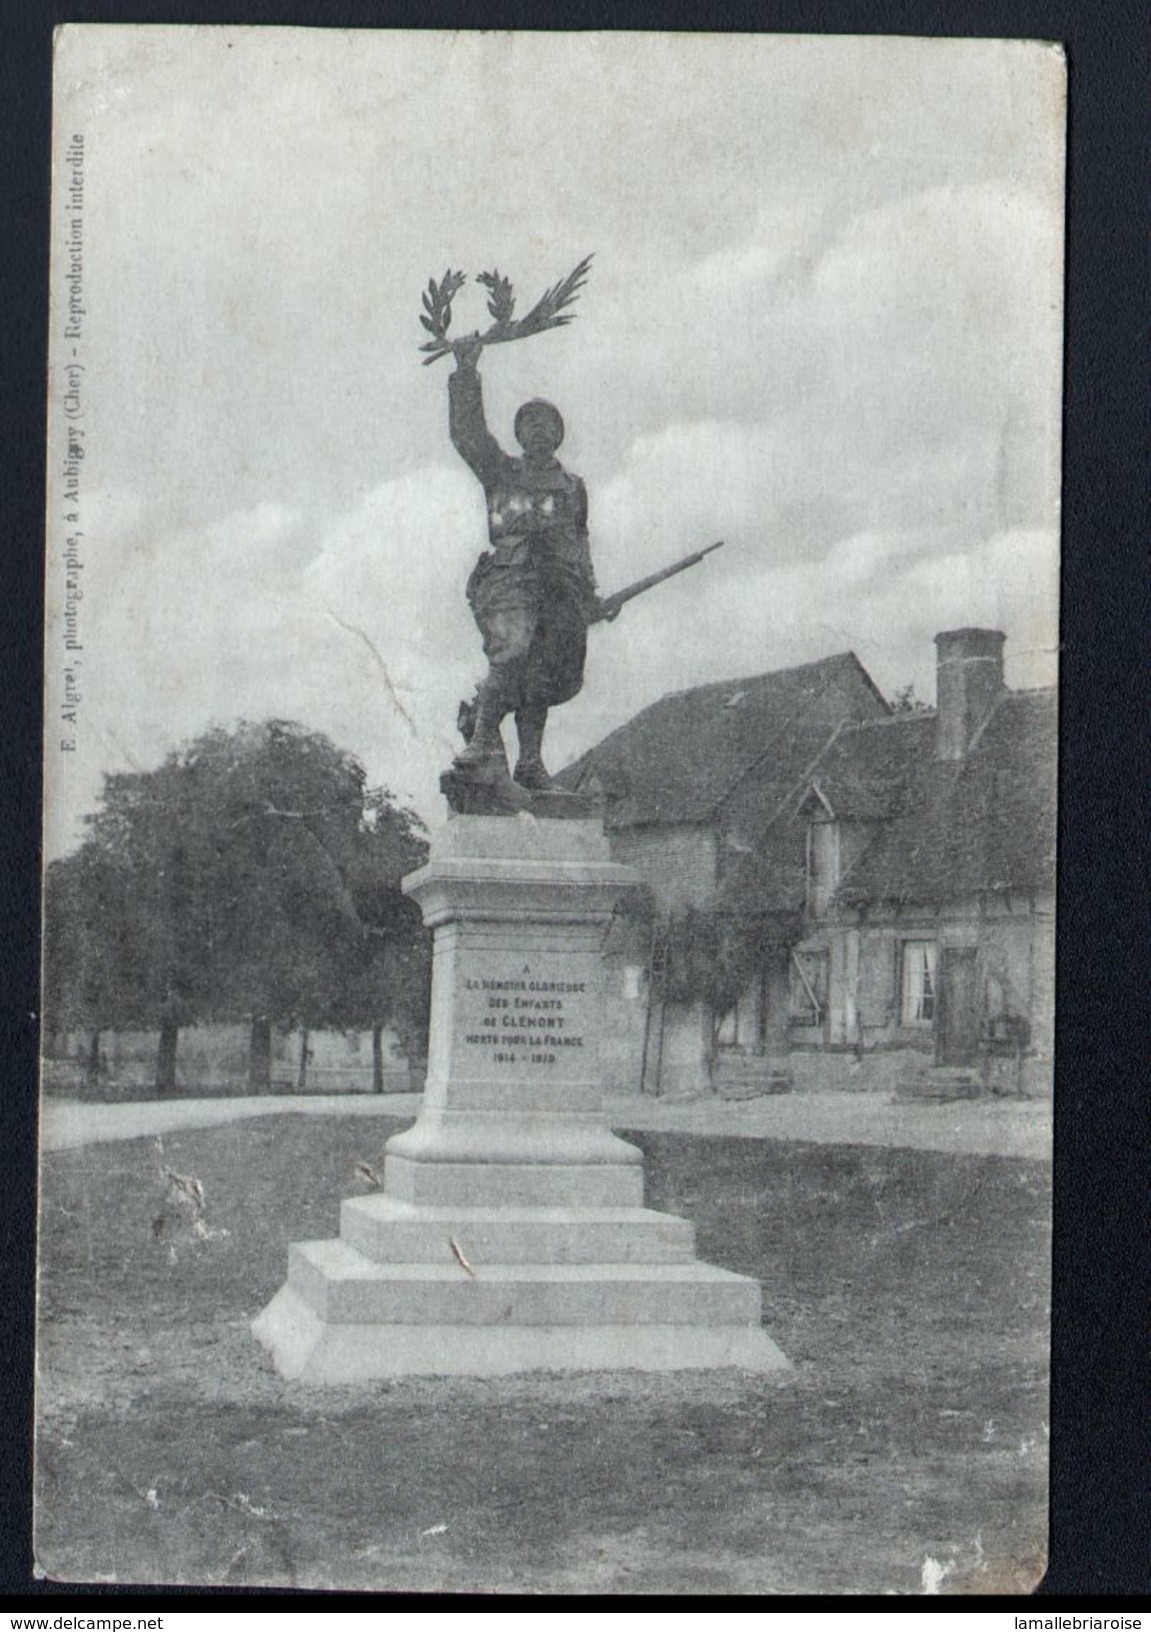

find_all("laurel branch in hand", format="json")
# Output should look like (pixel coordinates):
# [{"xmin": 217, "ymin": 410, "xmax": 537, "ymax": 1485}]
[
  {"xmin": 419, "ymin": 269, "xmax": 468, "ymax": 346},
  {"xmin": 476, "ymin": 269, "xmax": 515, "ymax": 326},
  {"xmin": 418, "ymin": 254, "xmax": 593, "ymax": 364}
]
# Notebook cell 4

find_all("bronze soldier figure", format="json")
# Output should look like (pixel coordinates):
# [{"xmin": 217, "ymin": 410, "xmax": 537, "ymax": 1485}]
[{"xmin": 447, "ymin": 335, "xmax": 600, "ymax": 791}]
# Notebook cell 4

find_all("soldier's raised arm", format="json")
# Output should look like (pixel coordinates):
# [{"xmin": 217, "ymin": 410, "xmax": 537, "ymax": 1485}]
[{"xmin": 448, "ymin": 338, "xmax": 505, "ymax": 484}]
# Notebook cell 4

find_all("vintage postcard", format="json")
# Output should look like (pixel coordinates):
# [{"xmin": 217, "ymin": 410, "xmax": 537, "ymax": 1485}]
[{"xmin": 39, "ymin": 28, "xmax": 1063, "ymax": 1593}]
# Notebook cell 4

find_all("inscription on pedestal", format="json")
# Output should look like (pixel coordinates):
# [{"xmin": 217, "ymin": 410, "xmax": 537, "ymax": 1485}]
[
  {"xmin": 461, "ymin": 965, "xmax": 591, "ymax": 1071},
  {"xmin": 253, "ymin": 818, "xmax": 789, "ymax": 1379}
]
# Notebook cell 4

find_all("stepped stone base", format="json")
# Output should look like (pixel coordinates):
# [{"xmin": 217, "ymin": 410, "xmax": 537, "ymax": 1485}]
[
  {"xmin": 253, "ymin": 817, "xmax": 789, "ymax": 1382},
  {"xmin": 253, "ymin": 1220, "xmax": 790, "ymax": 1383},
  {"xmin": 254, "ymin": 1284, "xmax": 786, "ymax": 1383},
  {"xmin": 340, "ymin": 1197, "xmax": 696, "ymax": 1264},
  {"xmin": 253, "ymin": 1195, "xmax": 788, "ymax": 1380}
]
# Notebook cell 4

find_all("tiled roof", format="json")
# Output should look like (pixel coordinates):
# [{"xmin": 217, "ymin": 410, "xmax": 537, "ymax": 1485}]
[
  {"xmin": 802, "ymin": 711, "xmax": 935, "ymax": 821},
  {"xmin": 717, "ymin": 843, "xmax": 809, "ymax": 915},
  {"xmin": 559, "ymin": 652, "xmax": 888, "ymax": 827},
  {"xmin": 834, "ymin": 689, "xmax": 1057, "ymax": 904},
  {"xmin": 565, "ymin": 648, "xmax": 1056, "ymax": 911},
  {"xmin": 713, "ymin": 712, "xmax": 929, "ymax": 912}
]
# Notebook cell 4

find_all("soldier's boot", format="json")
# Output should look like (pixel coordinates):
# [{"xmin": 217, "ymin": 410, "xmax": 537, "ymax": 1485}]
[
  {"xmin": 456, "ymin": 690, "xmax": 479, "ymax": 744},
  {"xmin": 453, "ymin": 681, "xmax": 508, "ymax": 771},
  {"xmin": 513, "ymin": 705, "xmax": 554, "ymax": 790}
]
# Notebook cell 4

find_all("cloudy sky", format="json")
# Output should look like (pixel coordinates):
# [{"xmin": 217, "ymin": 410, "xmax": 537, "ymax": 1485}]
[{"xmin": 45, "ymin": 29, "xmax": 1065, "ymax": 855}]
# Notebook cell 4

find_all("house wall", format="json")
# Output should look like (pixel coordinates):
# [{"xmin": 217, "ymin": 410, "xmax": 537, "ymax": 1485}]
[
  {"xmin": 600, "ymin": 825, "xmax": 719, "ymax": 1096},
  {"xmin": 788, "ymin": 890, "xmax": 1054, "ymax": 1096},
  {"xmin": 715, "ymin": 946, "xmax": 791, "ymax": 1056},
  {"xmin": 600, "ymin": 954, "xmax": 651, "ymax": 1095},
  {"xmin": 596, "ymin": 960, "xmax": 712, "ymax": 1098},
  {"xmin": 610, "ymin": 824, "xmax": 718, "ymax": 911},
  {"xmin": 610, "ymin": 888, "xmax": 1056, "ymax": 1100},
  {"xmin": 649, "ymin": 997, "xmax": 712, "ymax": 1098},
  {"xmin": 585, "ymin": 865, "xmax": 1055, "ymax": 1103}
]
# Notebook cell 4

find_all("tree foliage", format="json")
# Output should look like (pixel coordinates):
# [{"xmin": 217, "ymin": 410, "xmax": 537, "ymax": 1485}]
[
  {"xmin": 661, "ymin": 908, "xmax": 770, "ymax": 1020},
  {"xmin": 42, "ymin": 721, "xmax": 431, "ymax": 1080},
  {"xmin": 890, "ymin": 683, "xmax": 931, "ymax": 715},
  {"xmin": 42, "ymin": 841, "xmax": 151, "ymax": 1033}
]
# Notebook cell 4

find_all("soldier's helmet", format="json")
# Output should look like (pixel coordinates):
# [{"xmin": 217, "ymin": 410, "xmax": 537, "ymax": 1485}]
[{"xmin": 514, "ymin": 399, "xmax": 565, "ymax": 450}]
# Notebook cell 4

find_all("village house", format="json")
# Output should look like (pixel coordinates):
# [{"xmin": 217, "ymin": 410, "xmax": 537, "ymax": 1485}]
[{"xmin": 561, "ymin": 628, "xmax": 1056, "ymax": 1101}]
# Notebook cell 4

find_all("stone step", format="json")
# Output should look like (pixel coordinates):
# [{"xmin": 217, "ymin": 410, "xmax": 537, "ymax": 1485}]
[
  {"xmin": 341, "ymin": 1196, "xmax": 697, "ymax": 1266},
  {"xmin": 253, "ymin": 1284, "xmax": 791, "ymax": 1381},
  {"xmin": 895, "ymin": 1070, "xmax": 984, "ymax": 1103},
  {"xmin": 716, "ymin": 1075, "xmax": 793, "ymax": 1101},
  {"xmin": 383, "ymin": 1153, "xmax": 646, "ymax": 1208},
  {"xmin": 287, "ymin": 1238, "xmax": 763, "ymax": 1328}
]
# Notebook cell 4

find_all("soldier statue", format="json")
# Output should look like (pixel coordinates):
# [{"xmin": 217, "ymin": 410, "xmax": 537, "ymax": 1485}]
[
  {"xmin": 447, "ymin": 334, "xmax": 602, "ymax": 792},
  {"xmin": 417, "ymin": 259, "xmax": 722, "ymax": 811}
]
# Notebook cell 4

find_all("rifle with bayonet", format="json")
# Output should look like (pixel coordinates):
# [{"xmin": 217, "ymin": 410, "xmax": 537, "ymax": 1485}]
[{"xmin": 589, "ymin": 540, "xmax": 726, "ymax": 625}]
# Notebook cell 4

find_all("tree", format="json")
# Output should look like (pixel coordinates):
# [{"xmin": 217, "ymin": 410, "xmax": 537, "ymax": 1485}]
[
  {"xmin": 300, "ymin": 784, "xmax": 432, "ymax": 1089},
  {"xmin": 891, "ymin": 683, "xmax": 931, "ymax": 715},
  {"xmin": 65, "ymin": 759, "xmax": 230, "ymax": 1091},
  {"xmin": 177, "ymin": 721, "xmax": 369, "ymax": 1085},
  {"xmin": 661, "ymin": 908, "xmax": 773, "ymax": 1074},
  {"xmin": 340, "ymin": 916, "xmax": 433, "ymax": 1091},
  {"xmin": 46, "ymin": 720, "xmax": 431, "ymax": 1094},
  {"xmin": 42, "ymin": 843, "xmax": 152, "ymax": 1089}
]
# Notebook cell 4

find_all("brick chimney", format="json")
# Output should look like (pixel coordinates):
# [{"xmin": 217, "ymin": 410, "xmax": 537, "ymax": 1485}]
[{"xmin": 934, "ymin": 628, "xmax": 1006, "ymax": 760}]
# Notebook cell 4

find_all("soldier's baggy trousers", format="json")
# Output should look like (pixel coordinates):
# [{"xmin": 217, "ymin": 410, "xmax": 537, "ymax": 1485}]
[{"xmin": 465, "ymin": 554, "xmax": 589, "ymax": 760}]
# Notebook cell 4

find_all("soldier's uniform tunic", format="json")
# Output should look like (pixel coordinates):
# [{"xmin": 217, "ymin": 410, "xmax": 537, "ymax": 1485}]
[{"xmin": 449, "ymin": 368, "xmax": 596, "ymax": 714}]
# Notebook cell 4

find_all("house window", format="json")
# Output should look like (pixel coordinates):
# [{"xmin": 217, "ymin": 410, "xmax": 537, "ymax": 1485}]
[
  {"xmin": 790, "ymin": 950, "xmax": 829, "ymax": 1025},
  {"xmin": 900, "ymin": 941, "xmax": 937, "ymax": 1025}
]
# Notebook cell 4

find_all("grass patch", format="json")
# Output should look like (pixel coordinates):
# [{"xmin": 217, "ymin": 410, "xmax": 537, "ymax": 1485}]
[{"xmin": 35, "ymin": 1112, "xmax": 1050, "ymax": 1594}]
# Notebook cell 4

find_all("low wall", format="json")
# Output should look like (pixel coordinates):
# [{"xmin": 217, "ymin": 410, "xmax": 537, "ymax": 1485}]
[
  {"xmin": 41, "ymin": 1025, "xmax": 420, "ymax": 1101},
  {"xmin": 39, "ymin": 1064, "xmax": 419, "ymax": 1101}
]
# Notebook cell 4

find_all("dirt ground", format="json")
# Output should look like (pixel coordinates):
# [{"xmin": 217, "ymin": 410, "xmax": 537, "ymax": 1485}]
[
  {"xmin": 34, "ymin": 1112, "xmax": 1051, "ymax": 1595},
  {"xmin": 40, "ymin": 1084, "xmax": 1052, "ymax": 1159}
]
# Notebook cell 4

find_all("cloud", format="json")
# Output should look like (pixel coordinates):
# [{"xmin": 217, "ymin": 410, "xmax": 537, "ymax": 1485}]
[
  {"xmin": 46, "ymin": 467, "xmax": 505, "ymax": 853},
  {"xmin": 46, "ymin": 34, "xmax": 1064, "ymax": 853},
  {"xmin": 548, "ymin": 522, "xmax": 1058, "ymax": 778},
  {"xmin": 299, "ymin": 463, "xmax": 489, "ymax": 782},
  {"xmin": 73, "ymin": 34, "xmax": 1063, "ymax": 553},
  {"xmin": 47, "ymin": 419, "xmax": 1057, "ymax": 858},
  {"xmin": 557, "ymin": 178, "xmax": 1062, "ymax": 584}
]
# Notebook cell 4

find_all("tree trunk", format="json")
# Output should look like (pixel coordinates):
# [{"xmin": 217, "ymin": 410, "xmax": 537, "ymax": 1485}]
[
  {"xmin": 155, "ymin": 1019, "xmax": 178, "ymax": 1096},
  {"xmin": 297, "ymin": 1028, "xmax": 309, "ymax": 1092},
  {"xmin": 85, "ymin": 1029, "xmax": 101, "ymax": 1094},
  {"xmin": 249, "ymin": 1016, "xmax": 272, "ymax": 1093},
  {"xmin": 372, "ymin": 1025, "xmax": 384, "ymax": 1094},
  {"xmin": 706, "ymin": 1006, "xmax": 721, "ymax": 1093}
]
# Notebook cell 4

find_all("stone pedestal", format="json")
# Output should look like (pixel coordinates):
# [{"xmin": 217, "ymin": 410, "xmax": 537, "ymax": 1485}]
[{"xmin": 253, "ymin": 817, "xmax": 789, "ymax": 1381}]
